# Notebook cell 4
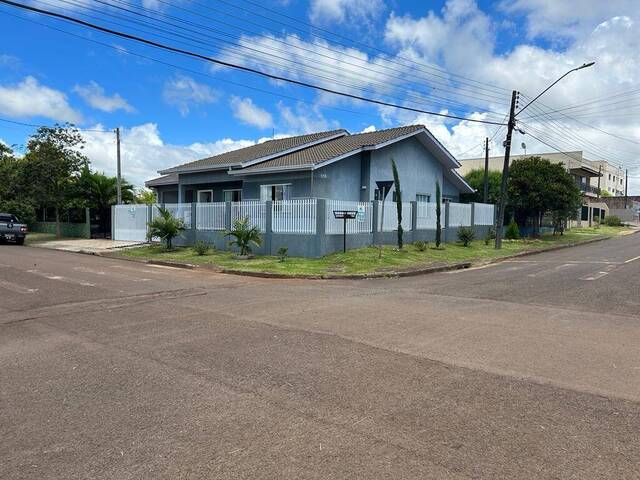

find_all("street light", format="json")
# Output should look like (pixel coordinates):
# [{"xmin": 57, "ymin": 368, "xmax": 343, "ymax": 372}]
[
  {"xmin": 494, "ymin": 61, "xmax": 596, "ymax": 249},
  {"xmin": 516, "ymin": 62, "xmax": 595, "ymax": 117}
]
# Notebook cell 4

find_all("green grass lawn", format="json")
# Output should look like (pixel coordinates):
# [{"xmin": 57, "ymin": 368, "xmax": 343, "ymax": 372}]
[
  {"xmin": 116, "ymin": 225, "xmax": 632, "ymax": 277},
  {"xmin": 25, "ymin": 233, "xmax": 60, "ymax": 245}
]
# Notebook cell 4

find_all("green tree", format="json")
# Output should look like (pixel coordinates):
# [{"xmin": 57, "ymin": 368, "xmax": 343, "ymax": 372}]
[
  {"xmin": 391, "ymin": 158, "xmax": 403, "ymax": 249},
  {"xmin": 147, "ymin": 205, "xmax": 186, "ymax": 250},
  {"xmin": 435, "ymin": 181, "xmax": 442, "ymax": 248},
  {"xmin": 460, "ymin": 169, "xmax": 502, "ymax": 204},
  {"xmin": 508, "ymin": 157, "xmax": 581, "ymax": 236},
  {"xmin": 74, "ymin": 168, "xmax": 135, "ymax": 235},
  {"xmin": 0, "ymin": 143, "xmax": 37, "ymax": 224},
  {"xmin": 135, "ymin": 188, "xmax": 157, "ymax": 204},
  {"xmin": 22, "ymin": 124, "xmax": 88, "ymax": 238}
]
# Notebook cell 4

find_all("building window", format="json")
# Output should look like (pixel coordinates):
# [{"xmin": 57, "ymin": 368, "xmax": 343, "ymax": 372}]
[
  {"xmin": 416, "ymin": 193, "xmax": 431, "ymax": 203},
  {"xmin": 197, "ymin": 190, "xmax": 213, "ymax": 203},
  {"xmin": 223, "ymin": 189, "xmax": 242, "ymax": 202},
  {"xmin": 260, "ymin": 184, "xmax": 291, "ymax": 201},
  {"xmin": 609, "ymin": 174, "xmax": 611, "ymax": 180}
]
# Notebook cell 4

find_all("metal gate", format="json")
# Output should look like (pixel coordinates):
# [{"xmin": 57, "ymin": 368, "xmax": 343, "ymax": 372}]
[{"xmin": 113, "ymin": 205, "xmax": 149, "ymax": 242}]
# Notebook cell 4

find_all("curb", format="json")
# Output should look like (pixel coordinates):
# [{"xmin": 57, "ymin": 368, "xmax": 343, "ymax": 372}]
[{"xmin": 77, "ymin": 231, "xmax": 631, "ymax": 280}]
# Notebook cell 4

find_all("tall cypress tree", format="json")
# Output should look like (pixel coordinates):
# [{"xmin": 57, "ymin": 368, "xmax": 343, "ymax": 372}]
[
  {"xmin": 391, "ymin": 159, "xmax": 403, "ymax": 249},
  {"xmin": 435, "ymin": 181, "xmax": 442, "ymax": 248}
]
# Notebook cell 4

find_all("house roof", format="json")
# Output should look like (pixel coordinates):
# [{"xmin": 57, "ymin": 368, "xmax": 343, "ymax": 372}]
[
  {"xmin": 145, "ymin": 173, "xmax": 178, "ymax": 187},
  {"xmin": 234, "ymin": 125, "xmax": 426, "ymax": 174},
  {"xmin": 159, "ymin": 129, "xmax": 347, "ymax": 174}
]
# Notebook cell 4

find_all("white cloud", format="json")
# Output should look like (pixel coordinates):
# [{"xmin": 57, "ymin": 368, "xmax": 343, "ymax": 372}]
[
  {"xmin": 309, "ymin": 0, "xmax": 385, "ymax": 28},
  {"xmin": 499, "ymin": 0, "xmax": 638, "ymax": 40},
  {"xmin": 162, "ymin": 74, "xmax": 220, "ymax": 116},
  {"xmin": 0, "ymin": 76, "xmax": 81, "ymax": 123},
  {"xmin": 277, "ymin": 101, "xmax": 339, "ymax": 134},
  {"xmin": 79, "ymin": 123, "xmax": 257, "ymax": 187},
  {"xmin": 74, "ymin": 81, "xmax": 134, "ymax": 113},
  {"xmin": 229, "ymin": 96, "xmax": 274, "ymax": 129},
  {"xmin": 361, "ymin": 125, "xmax": 377, "ymax": 133}
]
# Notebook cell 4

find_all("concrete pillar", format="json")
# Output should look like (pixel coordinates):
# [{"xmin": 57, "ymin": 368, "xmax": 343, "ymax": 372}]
[
  {"xmin": 410, "ymin": 201, "xmax": 417, "ymax": 232},
  {"xmin": 225, "ymin": 202, "xmax": 232, "ymax": 230},
  {"xmin": 372, "ymin": 200, "xmax": 381, "ymax": 244},
  {"xmin": 191, "ymin": 202, "xmax": 197, "ymax": 244},
  {"xmin": 264, "ymin": 201, "xmax": 272, "ymax": 255},
  {"xmin": 111, "ymin": 205, "xmax": 115, "ymax": 240},
  {"xmin": 470, "ymin": 202, "xmax": 475, "ymax": 227},
  {"xmin": 315, "ymin": 198, "xmax": 327, "ymax": 257},
  {"xmin": 444, "ymin": 202, "xmax": 451, "ymax": 243}
]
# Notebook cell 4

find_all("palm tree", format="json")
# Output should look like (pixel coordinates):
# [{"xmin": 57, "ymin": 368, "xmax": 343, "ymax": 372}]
[
  {"xmin": 147, "ymin": 205, "xmax": 186, "ymax": 250},
  {"xmin": 75, "ymin": 168, "xmax": 135, "ymax": 236},
  {"xmin": 224, "ymin": 217, "xmax": 262, "ymax": 256}
]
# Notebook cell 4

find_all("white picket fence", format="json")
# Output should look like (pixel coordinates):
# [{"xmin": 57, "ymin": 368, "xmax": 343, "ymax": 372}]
[
  {"xmin": 155, "ymin": 203, "xmax": 192, "ymax": 228},
  {"xmin": 473, "ymin": 202, "xmax": 495, "ymax": 226},
  {"xmin": 448, "ymin": 202, "xmax": 472, "ymax": 227},
  {"xmin": 196, "ymin": 202, "xmax": 225, "ymax": 230},
  {"xmin": 325, "ymin": 200, "xmax": 373, "ymax": 234},
  {"xmin": 113, "ymin": 204, "xmax": 149, "ymax": 242},
  {"xmin": 378, "ymin": 201, "xmax": 412, "ymax": 232},
  {"xmin": 416, "ymin": 202, "xmax": 444, "ymax": 230},
  {"xmin": 232, "ymin": 201, "xmax": 266, "ymax": 232},
  {"xmin": 272, "ymin": 198, "xmax": 317, "ymax": 234}
]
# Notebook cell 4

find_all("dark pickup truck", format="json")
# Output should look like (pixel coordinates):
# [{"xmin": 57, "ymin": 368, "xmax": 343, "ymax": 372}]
[{"xmin": 0, "ymin": 213, "xmax": 28, "ymax": 245}]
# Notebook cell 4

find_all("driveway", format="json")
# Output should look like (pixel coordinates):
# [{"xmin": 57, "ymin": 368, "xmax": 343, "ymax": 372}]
[
  {"xmin": 30, "ymin": 238, "xmax": 144, "ymax": 253},
  {"xmin": 1, "ymin": 234, "xmax": 639, "ymax": 479}
]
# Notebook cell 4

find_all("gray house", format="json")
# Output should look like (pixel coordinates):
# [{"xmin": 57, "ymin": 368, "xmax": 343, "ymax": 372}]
[{"xmin": 146, "ymin": 125, "xmax": 474, "ymax": 204}]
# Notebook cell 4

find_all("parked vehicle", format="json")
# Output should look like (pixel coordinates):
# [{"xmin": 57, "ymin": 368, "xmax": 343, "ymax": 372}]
[{"xmin": 0, "ymin": 213, "xmax": 28, "ymax": 245}]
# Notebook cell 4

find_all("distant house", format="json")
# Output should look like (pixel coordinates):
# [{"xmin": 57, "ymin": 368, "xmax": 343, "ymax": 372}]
[{"xmin": 146, "ymin": 125, "xmax": 474, "ymax": 204}]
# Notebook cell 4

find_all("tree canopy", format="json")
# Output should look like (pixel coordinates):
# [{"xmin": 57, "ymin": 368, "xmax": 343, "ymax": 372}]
[{"xmin": 460, "ymin": 168, "xmax": 502, "ymax": 205}]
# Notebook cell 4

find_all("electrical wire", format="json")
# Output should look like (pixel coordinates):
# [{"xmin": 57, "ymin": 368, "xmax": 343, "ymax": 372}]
[{"xmin": 0, "ymin": 0, "xmax": 507, "ymax": 126}]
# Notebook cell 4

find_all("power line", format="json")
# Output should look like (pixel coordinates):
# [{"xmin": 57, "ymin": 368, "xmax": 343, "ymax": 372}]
[
  {"xmin": 0, "ymin": 117, "xmax": 112, "ymax": 133},
  {"xmin": 0, "ymin": 0, "xmax": 506, "ymax": 126}
]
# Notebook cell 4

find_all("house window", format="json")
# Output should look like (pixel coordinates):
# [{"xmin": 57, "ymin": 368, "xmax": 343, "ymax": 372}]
[
  {"xmin": 224, "ymin": 189, "xmax": 242, "ymax": 202},
  {"xmin": 197, "ymin": 189, "xmax": 213, "ymax": 203},
  {"xmin": 416, "ymin": 193, "xmax": 431, "ymax": 203},
  {"xmin": 609, "ymin": 174, "xmax": 611, "ymax": 180},
  {"xmin": 260, "ymin": 184, "xmax": 291, "ymax": 201}
]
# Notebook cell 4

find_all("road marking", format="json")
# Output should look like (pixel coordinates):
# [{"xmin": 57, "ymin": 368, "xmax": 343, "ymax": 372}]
[
  {"xmin": 0, "ymin": 279, "xmax": 38, "ymax": 294},
  {"xmin": 580, "ymin": 264, "xmax": 618, "ymax": 281},
  {"xmin": 527, "ymin": 263, "xmax": 577, "ymax": 278},
  {"xmin": 73, "ymin": 266, "xmax": 150, "ymax": 282},
  {"xmin": 111, "ymin": 265, "xmax": 163, "ymax": 275},
  {"xmin": 26, "ymin": 269, "xmax": 95, "ymax": 287},
  {"xmin": 624, "ymin": 255, "xmax": 640, "ymax": 264}
]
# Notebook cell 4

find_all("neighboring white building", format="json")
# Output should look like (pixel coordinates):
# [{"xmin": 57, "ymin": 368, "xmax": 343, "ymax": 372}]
[{"xmin": 458, "ymin": 151, "xmax": 627, "ymax": 198}]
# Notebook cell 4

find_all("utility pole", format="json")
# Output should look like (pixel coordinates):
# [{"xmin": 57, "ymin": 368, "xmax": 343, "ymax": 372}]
[
  {"xmin": 625, "ymin": 169, "xmax": 628, "ymax": 208},
  {"xmin": 115, "ymin": 127, "xmax": 122, "ymax": 205},
  {"xmin": 597, "ymin": 165, "xmax": 602, "ymax": 198},
  {"xmin": 494, "ymin": 90, "xmax": 519, "ymax": 250},
  {"xmin": 483, "ymin": 137, "xmax": 489, "ymax": 204}
]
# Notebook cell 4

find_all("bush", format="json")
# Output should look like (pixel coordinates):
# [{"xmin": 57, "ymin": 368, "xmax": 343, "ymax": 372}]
[
  {"xmin": 224, "ymin": 217, "xmax": 262, "ymax": 256},
  {"xmin": 505, "ymin": 219, "xmax": 520, "ymax": 240},
  {"xmin": 413, "ymin": 240, "xmax": 428, "ymax": 252},
  {"xmin": 277, "ymin": 247, "xmax": 288, "ymax": 262},
  {"xmin": 193, "ymin": 240, "xmax": 211, "ymax": 256},
  {"xmin": 604, "ymin": 215, "xmax": 622, "ymax": 227},
  {"xmin": 457, "ymin": 226, "xmax": 475, "ymax": 247},
  {"xmin": 484, "ymin": 227, "xmax": 496, "ymax": 245}
]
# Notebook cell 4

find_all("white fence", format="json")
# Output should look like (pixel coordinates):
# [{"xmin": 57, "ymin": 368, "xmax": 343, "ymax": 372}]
[
  {"xmin": 196, "ymin": 202, "xmax": 225, "ymax": 230},
  {"xmin": 232, "ymin": 201, "xmax": 266, "ymax": 232},
  {"xmin": 272, "ymin": 198, "xmax": 317, "ymax": 234},
  {"xmin": 155, "ymin": 203, "xmax": 192, "ymax": 228},
  {"xmin": 473, "ymin": 203, "xmax": 495, "ymax": 226},
  {"xmin": 448, "ymin": 202, "xmax": 472, "ymax": 227},
  {"xmin": 416, "ymin": 202, "xmax": 444, "ymax": 230},
  {"xmin": 113, "ymin": 204, "xmax": 149, "ymax": 242},
  {"xmin": 325, "ymin": 200, "xmax": 373, "ymax": 234},
  {"xmin": 378, "ymin": 201, "xmax": 412, "ymax": 232}
]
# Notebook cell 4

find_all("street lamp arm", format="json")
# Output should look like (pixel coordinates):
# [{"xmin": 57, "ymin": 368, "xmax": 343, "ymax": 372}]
[{"xmin": 515, "ymin": 62, "xmax": 595, "ymax": 117}]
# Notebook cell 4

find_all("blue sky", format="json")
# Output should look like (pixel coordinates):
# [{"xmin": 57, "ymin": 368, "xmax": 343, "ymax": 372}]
[{"xmin": 0, "ymin": 0, "xmax": 638, "ymax": 190}]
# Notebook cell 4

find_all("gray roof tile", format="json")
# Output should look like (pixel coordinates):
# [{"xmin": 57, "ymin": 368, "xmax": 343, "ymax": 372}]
[{"xmin": 162, "ymin": 129, "xmax": 347, "ymax": 173}]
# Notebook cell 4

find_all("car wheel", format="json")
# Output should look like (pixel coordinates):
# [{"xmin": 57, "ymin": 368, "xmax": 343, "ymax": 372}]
[{"xmin": 15, "ymin": 237, "xmax": 25, "ymax": 246}]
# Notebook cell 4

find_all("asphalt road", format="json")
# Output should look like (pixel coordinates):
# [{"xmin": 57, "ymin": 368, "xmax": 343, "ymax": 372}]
[{"xmin": 1, "ymin": 233, "xmax": 639, "ymax": 479}]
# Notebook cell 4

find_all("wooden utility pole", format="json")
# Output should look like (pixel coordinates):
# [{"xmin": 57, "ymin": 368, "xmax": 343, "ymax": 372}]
[
  {"xmin": 483, "ymin": 137, "xmax": 489, "ymax": 203},
  {"xmin": 115, "ymin": 127, "xmax": 122, "ymax": 205},
  {"xmin": 494, "ymin": 90, "xmax": 519, "ymax": 250}
]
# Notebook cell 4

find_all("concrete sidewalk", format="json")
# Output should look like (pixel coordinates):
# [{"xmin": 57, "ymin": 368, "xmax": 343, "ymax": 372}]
[{"xmin": 30, "ymin": 238, "xmax": 144, "ymax": 253}]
